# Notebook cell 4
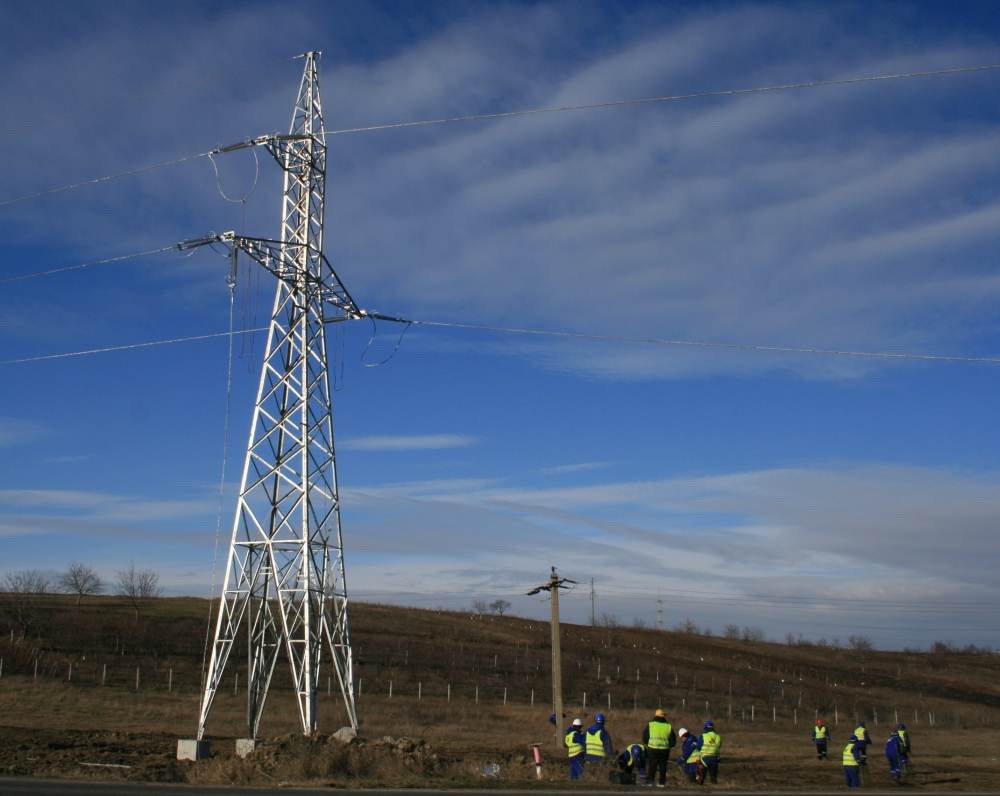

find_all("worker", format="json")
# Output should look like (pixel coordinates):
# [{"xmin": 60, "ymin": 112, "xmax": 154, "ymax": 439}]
[
  {"xmin": 678, "ymin": 728, "xmax": 701, "ymax": 783},
  {"xmin": 616, "ymin": 742, "xmax": 647, "ymax": 785},
  {"xmin": 565, "ymin": 718, "xmax": 586, "ymax": 780},
  {"xmin": 586, "ymin": 713, "xmax": 614, "ymax": 763},
  {"xmin": 813, "ymin": 718, "xmax": 831, "ymax": 760},
  {"xmin": 642, "ymin": 708, "xmax": 676, "ymax": 788},
  {"xmin": 698, "ymin": 720, "xmax": 723, "ymax": 784},
  {"xmin": 853, "ymin": 721, "xmax": 869, "ymax": 763},
  {"xmin": 885, "ymin": 728, "xmax": 904, "ymax": 784},
  {"xmin": 843, "ymin": 734, "xmax": 862, "ymax": 788},
  {"xmin": 896, "ymin": 723, "xmax": 911, "ymax": 772}
]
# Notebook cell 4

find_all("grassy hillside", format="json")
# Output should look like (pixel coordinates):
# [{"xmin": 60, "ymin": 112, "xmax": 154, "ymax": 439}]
[{"xmin": 1, "ymin": 594, "xmax": 998, "ymax": 788}]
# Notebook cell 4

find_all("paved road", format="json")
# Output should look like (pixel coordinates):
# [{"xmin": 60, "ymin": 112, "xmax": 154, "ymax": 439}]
[{"xmin": 1, "ymin": 781, "xmax": 996, "ymax": 796}]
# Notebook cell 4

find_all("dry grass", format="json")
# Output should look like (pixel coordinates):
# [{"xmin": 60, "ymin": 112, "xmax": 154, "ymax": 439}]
[{"xmin": 1, "ymin": 595, "xmax": 999, "ymax": 788}]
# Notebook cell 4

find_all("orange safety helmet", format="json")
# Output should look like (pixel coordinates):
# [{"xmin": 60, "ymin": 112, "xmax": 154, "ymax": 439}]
[{"xmin": 816, "ymin": 719, "xmax": 824, "ymax": 726}]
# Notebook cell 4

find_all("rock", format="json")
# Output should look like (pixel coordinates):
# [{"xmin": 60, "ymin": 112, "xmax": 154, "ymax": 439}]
[{"xmin": 331, "ymin": 727, "xmax": 358, "ymax": 745}]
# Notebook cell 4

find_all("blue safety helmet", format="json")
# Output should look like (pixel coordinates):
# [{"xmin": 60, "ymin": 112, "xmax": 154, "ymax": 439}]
[
  {"xmin": 897, "ymin": 722, "xmax": 906, "ymax": 730},
  {"xmin": 704, "ymin": 720, "xmax": 714, "ymax": 730},
  {"xmin": 595, "ymin": 713, "xmax": 606, "ymax": 723},
  {"xmin": 858, "ymin": 721, "xmax": 866, "ymax": 727}
]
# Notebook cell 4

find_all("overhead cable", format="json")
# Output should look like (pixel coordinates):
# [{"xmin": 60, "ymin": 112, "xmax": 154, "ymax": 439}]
[
  {"xmin": 0, "ymin": 150, "xmax": 216, "ymax": 209},
  {"xmin": 326, "ymin": 63, "xmax": 1000, "ymax": 136},
  {"xmin": 0, "ymin": 326, "xmax": 268, "ymax": 366},
  {"xmin": 4, "ymin": 63, "xmax": 999, "ymax": 209},
  {"xmin": 0, "ymin": 244, "xmax": 179, "ymax": 284},
  {"xmin": 368, "ymin": 315, "xmax": 1000, "ymax": 365}
]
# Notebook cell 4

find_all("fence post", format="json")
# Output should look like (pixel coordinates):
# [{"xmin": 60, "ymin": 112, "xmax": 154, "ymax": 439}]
[
  {"xmin": 135, "ymin": 666, "xmax": 140, "ymax": 691},
  {"xmin": 503, "ymin": 687, "xmax": 507, "ymax": 705},
  {"xmin": 874, "ymin": 709, "xmax": 878, "ymax": 727},
  {"xmin": 772, "ymin": 706, "xmax": 776, "ymax": 723},
  {"xmin": 0, "ymin": 658, "xmax": 3, "ymax": 679},
  {"xmin": 418, "ymin": 682, "xmax": 422, "ymax": 700},
  {"xmin": 794, "ymin": 708, "xmax": 798, "ymax": 726},
  {"xmin": 529, "ymin": 688, "xmax": 532, "ymax": 707},
  {"xmin": 608, "ymin": 692, "xmax": 611, "ymax": 711},
  {"xmin": 475, "ymin": 685, "xmax": 479, "ymax": 705},
  {"xmin": 168, "ymin": 668, "xmax": 173, "ymax": 693},
  {"xmin": 102, "ymin": 663, "xmax": 107, "ymax": 686},
  {"xmin": 835, "ymin": 705, "xmax": 838, "ymax": 725},
  {"xmin": 448, "ymin": 683, "xmax": 452, "ymax": 702},
  {"xmin": 358, "ymin": 678, "xmax": 363, "ymax": 697},
  {"xmin": 636, "ymin": 668, "xmax": 640, "ymax": 682},
  {"xmin": 389, "ymin": 680, "xmax": 393, "ymax": 700},
  {"xmin": 751, "ymin": 704, "xmax": 754, "ymax": 722},
  {"xmin": 68, "ymin": 661, "xmax": 72, "ymax": 682},
  {"xmin": 234, "ymin": 671, "xmax": 239, "ymax": 695},
  {"xmin": 583, "ymin": 691, "xmax": 587, "ymax": 709},
  {"xmin": 34, "ymin": 658, "xmax": 38, "ymax": 681}
]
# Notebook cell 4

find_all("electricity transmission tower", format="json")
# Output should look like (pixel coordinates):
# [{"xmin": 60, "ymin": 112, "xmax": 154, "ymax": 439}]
[{"xmin": 193, "ymin": 51, "xmax": 360, "ymax": 741}]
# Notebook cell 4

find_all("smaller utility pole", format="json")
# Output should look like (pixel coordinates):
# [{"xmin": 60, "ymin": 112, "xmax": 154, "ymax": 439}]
[
  {"xmin": 590, "ymin": 578, "xmax": 596, "ymax": 627},
  {"xmin": 656, "ymin": 594, "xmax": 664, "ymax": 631},
  {"xmin": 528, "ymin": 567, "xmax": 576, "ymax": 751}
]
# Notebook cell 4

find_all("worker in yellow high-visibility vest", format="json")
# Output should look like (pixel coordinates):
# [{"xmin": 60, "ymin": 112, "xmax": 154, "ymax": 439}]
[
  {"xmin": 812, "ymin": 718, "xmax": 831, "ymax": 760},
  {"xmin": 843, "ymin": 734, "xmax": 862, "ymax": 788},
  {"xmin": 565, "ymin": 718, "xmax": 586, "ymax": 780},
  {"xmin": 642, "ymin": 708, "xmax": 677, "ymax": 787},
  {"xmin": 697, "ymin": 720, "xmax": 723, "ymax": 784},
  {"xmin": 585, "ymin": 713, "xmax": 614, "ymax": 763}
]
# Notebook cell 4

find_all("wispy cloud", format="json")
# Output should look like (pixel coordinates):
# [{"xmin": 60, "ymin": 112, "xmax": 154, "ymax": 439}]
[
  {"xmin": 0, "ymin": 417, "xmax": 45, "ymax": 447},
  {"xmin": 539, "ymin": 461, "xmax": 612, "ymax": 475},
  {"xmin": 340, "ymin": 434, "xmax": 477, "ymax": 452}
]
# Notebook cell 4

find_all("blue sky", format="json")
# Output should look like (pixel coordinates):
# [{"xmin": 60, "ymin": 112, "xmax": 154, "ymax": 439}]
[{"xmin": 2, "ymin": 0, "xmax": 1000, "ymax": 649}]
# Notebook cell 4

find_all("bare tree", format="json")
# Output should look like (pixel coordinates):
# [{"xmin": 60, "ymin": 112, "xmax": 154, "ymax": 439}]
[
  {"xmin": 598, "ymin": 612, "xmax": 620, "ymax": 628},
  {"xmin": 631, "ymin": 617, "xmax": 647, "ymax": 629},
  {"xmin": 848, "ymin": 634, "xmax": 874, "ymax": 653},
  {"xmin": 59, "ymin": 563, "xmax": 104, "ymax": 606},
  {"xmin": 116, "ymin": 565, "xmax": 161, "ymax": 619},
  {"xmin": 489, "ymin": 599, "xmax": 511, "ymax": 616},
  {"xmin": 741, "ymin": 625, "xmax": 765, "ymax": 643},
  {"xmin": 2, "ymin": 569, "xmax": 50, "ymax": 637},
  {"xmin": 674, "ymin": 617, "xmax": 699, "ymax": 634},
  {"xmin": 723, "ymin": 624, "xmax": 741, "ymax": 640},
  {"xmin": 470, "ymin": 599, "xmax": 489, "ymax": 615}
]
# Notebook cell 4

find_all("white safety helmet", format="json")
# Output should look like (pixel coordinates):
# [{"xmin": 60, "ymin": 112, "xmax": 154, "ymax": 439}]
[
  {"xmin": 572, "ymin": 718, "xmax": 583, "ymax": 727},
  {"xmin": 678, "ymin": 727, "xmax": 688, "ymax": 737}
]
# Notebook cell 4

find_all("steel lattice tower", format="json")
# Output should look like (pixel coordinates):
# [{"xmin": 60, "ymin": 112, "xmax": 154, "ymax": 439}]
[{"xmin": 197, "ymin": 51, "xmax": 358, "ymax": 740}]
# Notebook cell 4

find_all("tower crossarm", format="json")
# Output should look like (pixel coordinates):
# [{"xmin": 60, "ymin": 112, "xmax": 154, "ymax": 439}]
[{"xmin": 177, "ymin": 232, "xmax": 364, "ymax": 321}]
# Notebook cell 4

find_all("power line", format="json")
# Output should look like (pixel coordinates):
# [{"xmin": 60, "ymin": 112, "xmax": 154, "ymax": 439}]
[
  {"xmin": 0, "ymin": 244, "xmax": 179, "ymax": 284},
  {"xmin": 373, "ymin": 315, "xmax": 1000, "ymax": 365},
  {"xmin": 0, "ymin": 150, "xmax": 215, "ymax": 209},
  {"xmin": 4, "ymin": 63, "xmax": 999, "ymax": 210},
  {"xmin": 325, "ymin": 63, "xmax": 1000, "ymax": 136},
  {"xmin": 0, "ymin": 326, "xmax": 267, "ymax": 366}
]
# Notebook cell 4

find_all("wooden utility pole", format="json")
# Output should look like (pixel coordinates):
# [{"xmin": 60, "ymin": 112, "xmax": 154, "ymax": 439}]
[{"xmin": 528, "ymin": 566, "xmax": 576, "ymax": 751}]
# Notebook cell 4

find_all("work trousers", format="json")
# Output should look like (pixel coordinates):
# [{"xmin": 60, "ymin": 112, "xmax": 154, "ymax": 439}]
[
  {"xmin": 815, "ymin": 740, "xmax": 828, "ymax": 759},
  {"xmin": 844, "ymin": 766, "xmax": 860, "ymax": 787},
  {"xmin": 886, "ymin": 752, "xmax": 901, "ymax": 781},
  {"xmin": 701, "ymin": 755, "xmax": 719, "ymax": 784},
  {"xmin": 569, "ymin": 755, "xmax": 585, "ymax": 780},
  {"xmin": 646, "ymin": 748, "xmax": 669, "ymax": 785}
]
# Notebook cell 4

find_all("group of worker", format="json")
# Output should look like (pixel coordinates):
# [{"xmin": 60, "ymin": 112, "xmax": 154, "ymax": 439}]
[
  {"xmin": 564, "ymin": 709, "xmax": 723, "ymax": 786},
  {"xmin": 813, "ymin": 718, "xmax": 913, "ymax": 786}
]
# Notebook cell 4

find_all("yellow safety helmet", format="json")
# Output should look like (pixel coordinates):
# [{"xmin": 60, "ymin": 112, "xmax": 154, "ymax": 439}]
[{"xmin": 654, "ymin": 708, "xmax": 666, "ymax": 718}]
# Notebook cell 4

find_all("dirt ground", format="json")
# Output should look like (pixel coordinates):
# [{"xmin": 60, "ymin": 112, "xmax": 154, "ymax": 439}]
[{"xmin": 1, "ymin": 678, "xmax": 999, "ymax": 790}]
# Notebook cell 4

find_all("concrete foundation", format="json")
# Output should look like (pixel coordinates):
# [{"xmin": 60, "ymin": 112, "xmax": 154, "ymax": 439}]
[
  {"xmin": 176, "ymin": 739, "xmax": 210, "ymax": 761},
  {"xmin": 235, "ymin": 738, "xmax": 257, "ymax": 758}
]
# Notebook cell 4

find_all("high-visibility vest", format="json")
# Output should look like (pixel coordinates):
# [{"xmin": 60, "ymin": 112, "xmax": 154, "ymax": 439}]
[
  {"xmin": 566, "ymin": 730, "xmax": 583, "ymax": 758},
  {"xmin": 814, "ymin": 726, "xmax": 828, "ymax": 740},
  {"xmin": 700, "ymin": 731, "xmax": 722, "ymax": 757},
  {"xmin": 843, "ymin": 743, "xmax": 859, "ymax": 766},
  {"xmin": 586, "ymin": 729, "xmax": 606, "ymax": 757},
  {"xmin": 686, "ymin": 748, "xmax": 702, "ymax": 765},
  {"xmin": 854, "ymin": 726, "xmax": 867, "ymax": 743},
  {"xmin": 898, "ymin": 729, "xmax": 909, "ymax": 750},
  {"xmin": 647, "ymin": 721, "xmax": 672, "ymax": 750}
]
